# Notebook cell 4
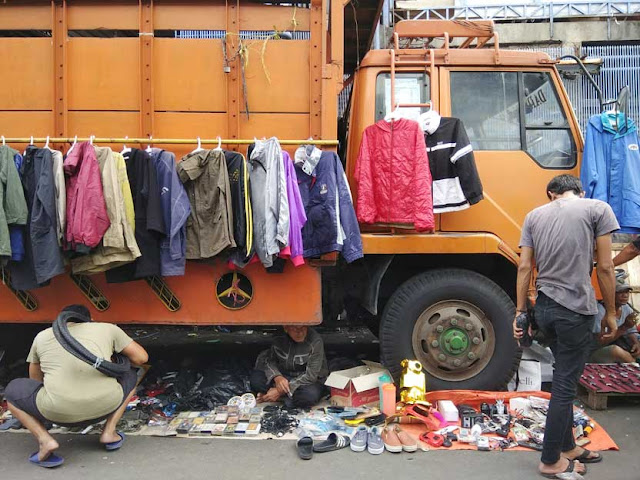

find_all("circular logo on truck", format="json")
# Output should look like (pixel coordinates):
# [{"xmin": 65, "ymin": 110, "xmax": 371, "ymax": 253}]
[{"xmin": 216, "ymin": 272, "xmax": 253, "ymax": 310}]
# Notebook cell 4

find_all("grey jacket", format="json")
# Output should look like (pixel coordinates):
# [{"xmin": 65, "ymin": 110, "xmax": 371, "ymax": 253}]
[{"xmin": 248, "ymin": 138, "xmax": 289, "ymax": 268}]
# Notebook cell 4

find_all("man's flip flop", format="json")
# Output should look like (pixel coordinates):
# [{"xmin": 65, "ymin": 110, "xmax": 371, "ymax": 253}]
[
  {"xmin": 29, "ymin": 452, "xmax": 64, "ymax": 468},
  {"xmin": 573, "ymin": 449, "xmax": 602, "ymax": 464},
  {"xmin": 540, "ymin": 460, "xmax": 585, "ymax": 479},
  {"xmin": 105, "ymin": 432, "xmax": 125, "ymax": 451}
]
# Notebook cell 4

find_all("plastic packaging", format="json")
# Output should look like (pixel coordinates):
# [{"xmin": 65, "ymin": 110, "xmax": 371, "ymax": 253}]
[{"xmin": 382, "ymin": 383, "xmax": 396, "ymax": 417}]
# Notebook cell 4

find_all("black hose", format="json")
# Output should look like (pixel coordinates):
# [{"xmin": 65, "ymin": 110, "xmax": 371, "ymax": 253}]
[{"xmin": 52, "ymin": 310, "xmax": 131, "ymax": 379}]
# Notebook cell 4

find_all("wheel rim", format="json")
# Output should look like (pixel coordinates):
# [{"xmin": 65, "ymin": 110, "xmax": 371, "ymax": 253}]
[{"xmin": 411, "ymin": 300, "xmax": 496, "ymax": 382}]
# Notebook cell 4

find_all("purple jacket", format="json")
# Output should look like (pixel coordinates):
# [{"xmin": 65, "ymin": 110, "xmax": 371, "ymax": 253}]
[{"xmin": 282, "ymin": 151, "xmax": 306, "ymax": 266}]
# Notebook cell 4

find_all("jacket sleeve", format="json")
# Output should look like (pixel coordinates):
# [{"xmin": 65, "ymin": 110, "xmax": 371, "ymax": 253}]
[
  {"xmin": 334, "ymin": 153, "xmax": 363, "ymax": 263},
  {"xmin": 355, "ymin": 128, "xmax": 376, "ymax": 223},
  {"xmin": 276, "ymin": 149, "xmax": 290, "ymax": 248},
  {"xmin": 581, "ymin": 118, "xmax": 605, "ymax": 199},
  {"xmin": 451, "ymin": 120, "xmax": 483, "ymax": 205},
  {"xmin": 413, "ymin": 127, "xmax": 435, "ymax": 232}
]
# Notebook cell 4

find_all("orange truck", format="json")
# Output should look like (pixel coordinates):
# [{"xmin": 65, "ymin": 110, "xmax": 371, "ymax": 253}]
[{"xmin": 0, "ymin": 1, "xmax": 585, "ymax": 390}]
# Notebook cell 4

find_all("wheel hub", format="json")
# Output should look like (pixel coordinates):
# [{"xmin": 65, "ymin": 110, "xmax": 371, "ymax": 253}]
[{"xmin": 411, "ymin": 300, "xmax": 496, "ymax": 382}]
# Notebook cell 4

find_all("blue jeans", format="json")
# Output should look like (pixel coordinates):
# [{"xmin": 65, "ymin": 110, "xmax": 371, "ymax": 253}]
[{"xmin": 534, "ymin": 292, "xmax": 594, "ymax": 464}]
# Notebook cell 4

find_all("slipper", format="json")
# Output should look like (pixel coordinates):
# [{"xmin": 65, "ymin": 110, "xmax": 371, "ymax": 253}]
[
  {"xmin": 29, "ymin": 452, "xmax": 64, "ymax": 468},
  {"xmin": 297, "ymin": 436, "xmax": 314, "ymax": 460},
  {"xmin": 572, "ymin": 449, "xmax": 602, "ymax": 464},
  {"xmin": 313, "ymin": 433, "xmax": 350, "ymax": 453},
  {"xmin": 104, "ymin": 432, "xmax": 125, "ymax": 451},
  {"xmin": 540, "ymin": 460, "xmax": 585, "ymax": 479}
]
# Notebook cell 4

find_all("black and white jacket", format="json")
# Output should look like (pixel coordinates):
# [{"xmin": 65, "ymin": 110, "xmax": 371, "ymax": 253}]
[{"xmin": 422, "ymin": 114, "xmax": 484, "ymax": 213}]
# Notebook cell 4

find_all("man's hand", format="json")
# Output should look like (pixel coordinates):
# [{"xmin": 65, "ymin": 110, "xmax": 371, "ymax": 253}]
[
  {"xmin": 600, "ymin": 312, "xmax": 618, "ymax": 343},
  {"xmin": 273, "ymin": 376, "xmax": 291, "ymax": 396},
  {"xmin": 258, "ymin": 387, "xmax": 282, "ymax": 403}
]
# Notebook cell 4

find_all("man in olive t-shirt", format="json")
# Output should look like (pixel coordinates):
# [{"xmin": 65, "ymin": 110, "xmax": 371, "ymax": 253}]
[
  {"xmin": 514, "ymin": 175, "xmax": 618, "ymax": 478},
  {"xmin": 4, "ymin": 305, "xmax": 148, "ymax": 467}
]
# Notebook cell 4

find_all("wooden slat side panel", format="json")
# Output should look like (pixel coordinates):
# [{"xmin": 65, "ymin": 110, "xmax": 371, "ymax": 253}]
[
  {"xmin": 67, "ymin": 39, "xmax": 140, "ymax": 110},
  {"xmin": 0, "ymin": 5, "xmax": 51, "ymax": 29},
  {"xmin": 154, "ymin": 39, "xmax": 227, "ymax": 112},
  {"xmin": 243, "ymin": 41, "xmax": 310, "ymax": 113},
  {"xmin": 239, "ymin": 5, "xmax": 310, "ymax": 31},
  {"xmin": 0, "ymin": 39, "xmax": 53, "ymax": 110},
  {"xmin": 67, "ymin": 4, "xmax": 139, "ymax": 30},
  {"xmin": 154, "ymin": 4, "xmax": 226, "ymax": 30}
]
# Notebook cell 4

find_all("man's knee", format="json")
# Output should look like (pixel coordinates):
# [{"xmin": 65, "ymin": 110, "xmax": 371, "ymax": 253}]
[{"xmin": 250, "ymin": 369, "xmax": 269, "ymax": 393}]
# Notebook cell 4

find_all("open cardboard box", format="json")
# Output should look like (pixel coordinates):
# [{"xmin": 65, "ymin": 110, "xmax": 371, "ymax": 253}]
[{"xmin": 324, "ymin": 361, "xmax": 392, "ymax": 407}]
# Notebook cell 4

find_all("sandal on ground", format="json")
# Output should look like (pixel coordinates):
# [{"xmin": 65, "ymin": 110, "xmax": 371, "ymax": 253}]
[
  {"xmin": 540, "ymin": 460, "xmax": 585, "ymax": 479},
  {"xmin": 29, "ymin": 452, "xmax": 64, "ymax": 468},
  {"xmin": 570, "ymin": 448, "xmax": 602, "ymax": 464},
  {"xmin": 297, "ymin": 436, "xmax": 314, "ymax": 460},
  {"xmin": 104, "ymin": 431, "xmax": 125, "ymax": 451}
]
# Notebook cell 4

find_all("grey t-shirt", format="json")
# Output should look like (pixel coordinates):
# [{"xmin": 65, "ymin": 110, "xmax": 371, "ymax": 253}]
[{"xmin": 520, "ymin": 197, "xmax": 619, "ymax": 315}]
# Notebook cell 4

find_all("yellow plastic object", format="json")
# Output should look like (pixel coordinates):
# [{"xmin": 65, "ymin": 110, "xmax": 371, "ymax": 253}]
[{"xmin": 399, "ymin": 359, "xmax": 426, "ymax": 404}]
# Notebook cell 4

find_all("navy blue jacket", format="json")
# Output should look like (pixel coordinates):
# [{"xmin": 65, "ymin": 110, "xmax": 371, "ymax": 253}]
[
  {"xmin": 581, "ymin": 113, "xmax": 640, "ymax": 233},
  {"xmin": 295, "ymin": 151, "xmax": 363, "ymax": 263}
]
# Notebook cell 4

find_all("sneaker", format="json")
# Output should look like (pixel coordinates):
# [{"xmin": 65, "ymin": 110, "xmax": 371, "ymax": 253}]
[
  {"xmin": 367, "ymin": 426, "xmax": 384, "ymax": 455},
  {"xmin": 393, "ymin": 425, "xmax": 418, "ymax": 452},
  {"xmin": 350, "ymin": 426, "xmax": 368, "ymax": 452},
  {"xmin": 381, "ymin": 426, "xmax": 403, "ymax": 453}
]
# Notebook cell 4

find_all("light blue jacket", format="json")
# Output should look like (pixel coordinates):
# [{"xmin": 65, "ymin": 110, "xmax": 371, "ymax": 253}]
[{"xmin": 581, "ymin": 113, "xmax": 640, "ymax": 233}]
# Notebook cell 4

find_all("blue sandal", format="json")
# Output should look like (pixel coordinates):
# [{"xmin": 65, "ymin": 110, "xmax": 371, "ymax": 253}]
[
  {"xmin": 104, "ymin": 431, "xmax": 125, "ymax": 451},
  {"xmin": 29, "ymin": 452, "xmax": 64, "ymax": 468}
]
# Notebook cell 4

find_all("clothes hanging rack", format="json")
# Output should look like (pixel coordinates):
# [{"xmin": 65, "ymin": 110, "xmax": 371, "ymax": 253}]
[{"xmin": 0, "ymin": 137, "xmax": 339, "ymax": 146}]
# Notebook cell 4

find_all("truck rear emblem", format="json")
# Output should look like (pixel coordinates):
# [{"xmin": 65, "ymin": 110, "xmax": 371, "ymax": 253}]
[{"xmin": 216, "ymin": 272, "xmax": 253, "ymax": 310}]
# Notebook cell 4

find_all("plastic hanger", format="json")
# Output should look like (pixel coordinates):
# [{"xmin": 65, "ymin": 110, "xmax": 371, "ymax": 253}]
[
  {"xmin": 191, "ymin": 137, "xmax": 204, "ymax": 154},
  {"xmin": 213, "ymin": 136, "xmax": 223, "ymax": 152},
  {"xmin": 146, "ymin": 136, "xmax": 153, "ymax": 153},
  {"xmin": 121, "ymin": 136, "xmax": 131, "ymax": 155}
]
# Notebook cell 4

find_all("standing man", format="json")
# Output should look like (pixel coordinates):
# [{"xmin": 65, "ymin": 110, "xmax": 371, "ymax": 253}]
[
  {"xmin": 514, "ymin": 175, "xmax": 618, "ymax": 478},
  {"xmin": 4, "ymin": 305, "xmax": 148, "ymax": 468}
]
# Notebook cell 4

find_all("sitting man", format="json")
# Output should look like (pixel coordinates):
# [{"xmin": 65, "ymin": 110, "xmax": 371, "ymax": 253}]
[
  {"xmin": 4, "ymin": 305, "xmax": 148, "ymax": 468},
  {"xmin": 251, "ymin": 325, "xmax": 328, "ymax": 408},
  {"xmin": 590, "ymin": 278, "xmax": 640, "ymax": 363}
]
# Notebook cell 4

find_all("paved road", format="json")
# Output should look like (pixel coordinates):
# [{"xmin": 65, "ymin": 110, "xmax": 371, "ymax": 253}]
[{"xmin": 1, "ymin": 399, "xmax": 637, "ymax": 480}]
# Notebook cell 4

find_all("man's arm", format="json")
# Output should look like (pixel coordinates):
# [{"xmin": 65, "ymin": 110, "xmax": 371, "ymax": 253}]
[
  {"xmin": 596, "ymin": 233, "xmax": 618, "ymax": 342},
  {"xmin": 613, "ymin": 242, "xmax": 640, "ymax": 267},
  {"xmin": 513, "ymin": 246, "xmax": 534, "ymax": 340},
  {"xmin": 28, "ymin": 363, "xmax": 44, "ymax": 382}
]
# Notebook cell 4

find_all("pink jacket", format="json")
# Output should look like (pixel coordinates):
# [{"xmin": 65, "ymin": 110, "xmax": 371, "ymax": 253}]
[
  {"xmin": 355, "ymin": 118, "xmax": 434, "ymax": 232},
  {"xmin": 64, "ymin": 142, "xmax": 110, "ymax": 251}
]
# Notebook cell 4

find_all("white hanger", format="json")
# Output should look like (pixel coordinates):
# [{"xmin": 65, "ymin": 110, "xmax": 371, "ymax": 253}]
[
  {"xmin": 1, "ymin": 135, "xmax": 5, "ymax": 146},
  {"xmin": 213, "ymin": 136, "xmax": 222, "ymax": 152},
  {"xmin": 44, "ymin": 136, "xmax": 50, "ymax": 149},
  {"xmin": 191, "ymin": 136, "xmax": 204, "ymax": 154},
  {"xmin": 146, "ymin": 136, "xmax": 153, "ymax": 153},
  {"xmin": 121, "ymin": 136, "xmax": 131, "ymax": 155}
]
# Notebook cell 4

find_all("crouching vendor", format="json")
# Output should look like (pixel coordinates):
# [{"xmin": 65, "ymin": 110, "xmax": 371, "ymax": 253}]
[{"xmin": 251, "ymin": 326, "xmax": 328, "ymax": 408}]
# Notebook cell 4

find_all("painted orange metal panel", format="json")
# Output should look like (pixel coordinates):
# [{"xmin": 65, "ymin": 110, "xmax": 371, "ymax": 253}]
[
  {"xmin": 0, "ymin": 262, "xmax": 322, "ymax": 326},
  {"xmin": 153, "ymin": 3, "xmax": 226, "ymax": 30},
  {"xmin": 243, "ymin": 41, "xmax": 310, "ymax": 113},
  {"xmin": 0, "ymin": 112, "xmax": 52, "ymax": 139},
  {"xmin": 153, "ymin": 39, "xmax": 227, "ymax": 112},
  {"xmin": 0, "ymin": 5, "xmax": 51, "ymax": 29},
  {"xmin": 67, "ymin": 3, "xmax": 139, "ymax": 30},
  {"xmin": 239, "ymin": 4, "xmax": 309, "ymax": 31},
  {"xmin": 67, "ymin": 38, "xmax": 140, "ymax": 111},
  {"xmin": 0, "ymin": 39, "xmax": 53, "ymax": 110}
]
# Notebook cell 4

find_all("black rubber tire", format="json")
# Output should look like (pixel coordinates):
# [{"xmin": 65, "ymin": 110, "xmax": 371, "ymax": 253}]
[{"xmin": 380, "ymin": 268, "xmax": 520, "ymax": 391}]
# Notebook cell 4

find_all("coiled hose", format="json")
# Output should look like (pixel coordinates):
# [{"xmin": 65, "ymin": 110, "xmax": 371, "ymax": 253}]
[{"xmin": 52, "ymin": 310, "xmax": 131, "ymax": 379}]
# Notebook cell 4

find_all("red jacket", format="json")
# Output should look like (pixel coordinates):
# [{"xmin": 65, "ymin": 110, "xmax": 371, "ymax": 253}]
[
  {"xmin": 355, "ymin": 118, "xmax": 434, "ymax": 232},
  {"xmin": 64, "ymin": 142, "xmax": 110, "ymax": 251}
]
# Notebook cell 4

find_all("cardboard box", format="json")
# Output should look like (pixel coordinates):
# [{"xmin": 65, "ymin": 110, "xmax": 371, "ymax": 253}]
[{"xmin": 324, "ymin": 361, "xmax": 392, "ymax": 407}]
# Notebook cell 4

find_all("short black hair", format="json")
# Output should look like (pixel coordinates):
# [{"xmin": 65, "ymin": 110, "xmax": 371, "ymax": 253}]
[
  {"xmin": 546, "ymin": 174, "xmax": 583, "ymax": 200},
  {"xmin": 61, "ymin": 304, "xmax": 91, "ymax": 319}
]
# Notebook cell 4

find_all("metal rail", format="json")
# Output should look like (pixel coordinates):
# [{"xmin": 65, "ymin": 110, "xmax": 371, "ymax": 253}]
[
  {"xmin": 395, "ymin": 0, "xmax": 640, "ymax": 21},
  {"xmin": 0, "ymin": 137, "xmax": 339, "ymax": 146}
]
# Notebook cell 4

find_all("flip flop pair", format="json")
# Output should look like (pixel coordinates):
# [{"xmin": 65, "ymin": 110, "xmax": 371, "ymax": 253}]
[{"xmin": 29, "ymin": 452, "xmax": 64, "ymax": 468}]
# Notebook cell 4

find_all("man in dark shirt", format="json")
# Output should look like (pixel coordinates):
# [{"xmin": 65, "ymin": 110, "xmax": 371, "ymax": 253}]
[
  {"xmin": 514, "ymin": 175, "xmax": 618, "ymax": 478},
  {"xmin": 251, "ymin": 326, "xmax": 328, "ymax": 408}
]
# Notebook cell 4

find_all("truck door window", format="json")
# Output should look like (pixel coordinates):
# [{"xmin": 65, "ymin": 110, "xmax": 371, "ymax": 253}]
[
  {"xmin": 450, "ymin": 72, "xmax": 521, "ymax": 150},
  {"xmin": 375, "ymin": 73, "xmax": 430, "ymax": 121}
]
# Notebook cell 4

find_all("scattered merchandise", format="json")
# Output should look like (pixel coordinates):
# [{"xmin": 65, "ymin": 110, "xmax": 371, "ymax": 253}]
[{"xmin": 324, "ymin": 361, "xmax": 392, "ymax": 407}]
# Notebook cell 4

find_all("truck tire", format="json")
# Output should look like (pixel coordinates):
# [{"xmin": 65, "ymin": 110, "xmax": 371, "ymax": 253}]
[{"xmin": 380, "ymin": 268, "xmax": 520, "ymax": 391}]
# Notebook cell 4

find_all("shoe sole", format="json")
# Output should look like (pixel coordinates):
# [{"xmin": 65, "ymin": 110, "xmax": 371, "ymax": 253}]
[
  {"xmin": 368, "ymin": 445, "xmax": 384, "ymax": 455},
  {"xmin": 384, "ymin": 444, "xmax": 403, "ymax": 453},
  {"xmin": 350, "ymin": 444, "xmax": 367, "ymax": 452}
]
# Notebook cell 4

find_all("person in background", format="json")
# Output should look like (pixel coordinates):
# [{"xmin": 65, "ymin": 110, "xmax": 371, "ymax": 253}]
[
  {"xmin": 514, "ymin": 175, "xmax": 618, "ymax": 478},
  {"xmin": 251, "ymin": 325, "xmax": 328, "ymax": 408},
  {"xmin": 590, "ymin": 278, "xmax": 640, "ymax": 363},
  {"xmin": 4, "ymin": 305, "xmax": 148, "ymax": 468}
]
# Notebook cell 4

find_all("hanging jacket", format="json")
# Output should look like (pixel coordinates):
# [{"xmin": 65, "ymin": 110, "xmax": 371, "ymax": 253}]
[
  {"xmin": 9, "ymin": 147, "xmax": 65, "ymax": 290},
  {"xmin": 177, "ymin": 149, "xmax": 235, "ymax": 259},
  {"xmin": 48, "ymin": 148, "xmax": 66, "ymax": 245},
  {"xmin": 106, "ymin": 149, "xmax": 166, "ymax": 282},
  {"xmin": 248, "ymin": 138, "xmax": 290, "ymax": 268},
  {"xmin": 0, "ymin": 145, "xmax": 28, "ymax": 261},
  {"xmin": 355, "ymin": 118, "xmax": 434, "ymax": 232},
  {"xmin": 281, "ymin": 151, "xmax": 306, "ymax": 266},
  {"xmin": 151, "ymin": 148, "xmax": 190, "ymax": 276},
  {"xmin": 9, "ymin": 150, "xmax": 26, "ymax": 262},
  {"xmin": 295, "ymin": 146, "xmax": 363, "ymax": 263},
  {"xmin": 64, "ymin": 142, "xmax": 110, "ymax": 252},
  {"xmin": 422, "ymin": 114, "xmax": 484, "ymax": 213},
  {"xmin": 581, "ymin": 112, "xmax": 640, "ymax": 233},
  {"xmin": 224, "ymin": 151, "xmax": 254, "ymax": 267},
  {"xmin": 71, "ymin": 147, "xmax": 141, "ymax": 274}
]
